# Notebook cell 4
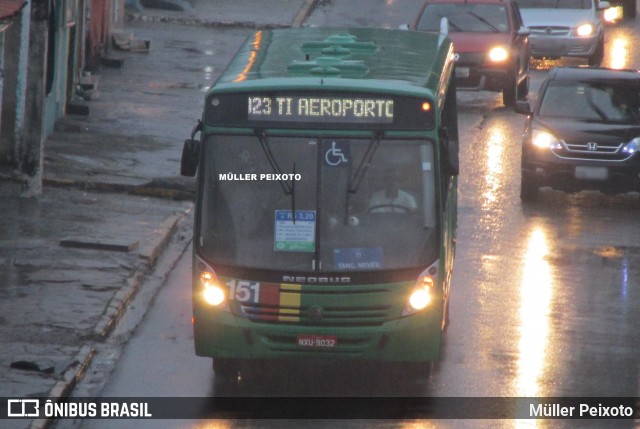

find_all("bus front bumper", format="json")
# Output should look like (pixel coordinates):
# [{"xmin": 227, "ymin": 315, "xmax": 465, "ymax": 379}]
[{"xmin": 193, "ymin": 304, "xmax": 444, "ymax": 363}]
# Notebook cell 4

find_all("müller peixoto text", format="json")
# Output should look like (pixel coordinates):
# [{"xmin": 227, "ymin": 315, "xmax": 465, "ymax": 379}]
[
  {"xmin": 530, "ymin": 402, "xmax": 635, "ymax": 418},
  {"xmin": 219, "ymin": 173, "xmax": 302, "ymax": 181}
]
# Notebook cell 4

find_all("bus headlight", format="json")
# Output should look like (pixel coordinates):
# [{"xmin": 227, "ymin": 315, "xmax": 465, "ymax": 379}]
[
  {"xmin": 402, "ymin": 275, "xmax": 435, "ymax": 316},
  {"xmin": 487, "ymin": 46, "xmax": 509, "ymax": 62},
  {"xmin": 409, "ymin": 287, "xmax": 432, "ymax": 310},
  {"xmin": 575, "ymin": 23, "xmax": 595, "ymax": 37},
  {"xmin": 200, "ymin": 271, "xmax": 226, "ymax": 306}
]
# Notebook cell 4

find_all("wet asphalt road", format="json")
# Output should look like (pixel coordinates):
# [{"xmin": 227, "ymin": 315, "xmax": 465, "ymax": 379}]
[{"xmin": 56, "ymin": 1, "xmax": 640, "ymax": 428}]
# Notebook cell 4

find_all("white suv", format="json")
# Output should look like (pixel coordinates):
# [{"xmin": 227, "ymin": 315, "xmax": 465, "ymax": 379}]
[{"xmin": 518, "ymin": 0, "xmax": 610, "ymax": 65}]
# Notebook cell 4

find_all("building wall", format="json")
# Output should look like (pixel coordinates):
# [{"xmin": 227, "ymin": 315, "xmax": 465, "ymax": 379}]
[
  {"xmin": 1, "ymin": 0, "xmax": 109, "ymax": 192},
  {"xmin": 87, "ymin": 0, "xmax": 110, "ymax": 69},
  {"xmin": 1, "ymin": 0, "xmax": 86, "ymax": 166},
  {"xmin": 42, "ymin": 0, "xmax": 76, "ymax": 135},
  {"xmin": 112, "ymin": 0, "xmax": 126, "ymax": 31},
  {"xmin": 0, "ymin": 4, "xmax": 27, "ymax": 166}
]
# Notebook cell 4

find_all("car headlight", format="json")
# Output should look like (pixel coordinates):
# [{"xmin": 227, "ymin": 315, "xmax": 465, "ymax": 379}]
[
  {"xmin": 575, "ymin": 23, "xmax": 595, "ymax": 37},
  {"xmin": 488, "ymin": 46, "xmax": 509, "ymax": 62},
  {"xmin": 623, "ymin": 137, "xmax": 640, "ymax": 155},
  {"xmin": 603, "ymin": 6, "xmax": 623, "ymax": 22},
  {"xmin": 532, "ymin": 130, "xmax": 562, "ymax": 150}
]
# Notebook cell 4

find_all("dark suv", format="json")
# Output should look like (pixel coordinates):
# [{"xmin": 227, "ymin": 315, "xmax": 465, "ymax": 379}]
[
  {"xmin": 515, "ymin": 67, "xmax": 640, "ymax": 201},
  {"xmin": 412, "ymin": 0, "xmax": 531, "ymax": 107}
]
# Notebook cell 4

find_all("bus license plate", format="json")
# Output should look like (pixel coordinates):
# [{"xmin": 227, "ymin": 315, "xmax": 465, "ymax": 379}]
[
  {"xmin": 297, "ymin": 335, "xmax": 337, "ymax": 349},
  {"xmin": 575, "ymin": 166, "xmax": 608, "ymax": 180},
  {"xmin": 455, "ymin": 67, "xmax": 470, "ymax": 78}
]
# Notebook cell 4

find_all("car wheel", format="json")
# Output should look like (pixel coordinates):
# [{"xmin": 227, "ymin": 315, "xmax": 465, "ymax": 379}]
[
  {"xmin": 587, "ymin": 37, "xmax": 604, "ymax": 66},
  {"xmin": 503, "ymin": 74, "xmax": 517, "ymax": 107},
  {"xmin": 520, "ymin": 174, "xmax": 539, "ymax": 202}
]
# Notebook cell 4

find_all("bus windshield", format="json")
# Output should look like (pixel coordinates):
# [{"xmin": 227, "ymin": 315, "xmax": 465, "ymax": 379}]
[{"xmin": 198, "ymin": 134, "xmax": 439, "ymax": 272}]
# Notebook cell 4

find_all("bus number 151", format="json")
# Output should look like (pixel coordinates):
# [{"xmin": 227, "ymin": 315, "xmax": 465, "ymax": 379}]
[{"xmin": 227, "ymin": 280, "xmax": 260, "ymax": 303}]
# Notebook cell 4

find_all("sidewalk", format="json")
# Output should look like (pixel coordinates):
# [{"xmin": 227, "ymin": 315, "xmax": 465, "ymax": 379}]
[
  {"xmin": 128, "ymin": 0, "xmax": 317, "ymax": 28},
  {"xmin": 0, "ymin": 1, "xmax": 317, "ymax": 428}
]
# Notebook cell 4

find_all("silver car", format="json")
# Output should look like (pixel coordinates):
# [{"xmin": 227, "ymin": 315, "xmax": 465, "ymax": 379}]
[{"xmin": 518, "ymin": 0, "xmax": 609, "ymax": 65}]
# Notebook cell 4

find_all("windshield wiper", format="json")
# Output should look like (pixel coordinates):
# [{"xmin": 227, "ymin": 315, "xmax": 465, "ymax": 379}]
[
  {"xmin": 256, "ymin": 131, "xmax": 298, "ymax": 222},
  {"xmin": 438, "ymin": 14, "xmax": 464, "ymax": 32},
  {"xmin": 467, "ymin": 11, "xmax": 500, "ymax": 32},
  {"xmin": 291, "ymin": 162, "xmax": 297, "ymax": 223},
  {"xmin": 348, "ymin": 132, "xmax": 382, "ymax": 194},
  {"xmin": 343, "ymin": 133, "xmax": 382, "ymax": 224}
]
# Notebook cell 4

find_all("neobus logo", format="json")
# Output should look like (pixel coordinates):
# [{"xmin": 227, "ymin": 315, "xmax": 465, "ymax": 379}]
[{"xmin": 282, "ymin": 276, "xmax": 351, "ymax": 284}]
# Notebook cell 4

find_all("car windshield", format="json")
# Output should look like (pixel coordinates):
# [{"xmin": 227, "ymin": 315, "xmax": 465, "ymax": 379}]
[
  {"xmin": 517, "ymin": 0, "xmax": 592, "ymax": 9},
  {"xmin": 198, "ymin": 134, "xmax": 439, "ymax": 272},
  {"xmin": 539, "ymin": 80, "xmax": 640, "ymax": 123},
  {"xmin": 417, "ymin": 3, "xmax": 509, "ymax": 33}
]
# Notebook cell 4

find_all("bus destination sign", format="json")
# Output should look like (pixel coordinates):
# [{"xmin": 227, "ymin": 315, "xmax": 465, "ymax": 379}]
[
  {"xmin": 204, "ymin": 92, "xmax": 434, "ymax": 130},
  {"xmin": 247, "ymin": 96, "xmax": 394, "ymax": 124}
]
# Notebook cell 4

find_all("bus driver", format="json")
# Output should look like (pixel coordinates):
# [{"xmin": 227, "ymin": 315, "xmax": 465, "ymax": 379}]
[{"xmin": 368, "ymin": 169, "xmax": 417, "ymax": 214}]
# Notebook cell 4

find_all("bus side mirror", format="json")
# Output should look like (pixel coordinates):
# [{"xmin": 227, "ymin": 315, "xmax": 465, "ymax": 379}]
[{"xmin": 181, "ymin": 139, "xmax": 200, "ymax": 177}]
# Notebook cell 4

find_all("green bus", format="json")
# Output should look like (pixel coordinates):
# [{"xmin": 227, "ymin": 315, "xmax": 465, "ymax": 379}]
[{"xmin": 181, "ymin": 27, "xmax": 459, "ymax": 383}]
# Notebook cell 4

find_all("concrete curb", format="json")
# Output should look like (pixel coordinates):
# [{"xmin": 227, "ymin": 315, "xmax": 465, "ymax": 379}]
[
  {"xmin": 24, "ymin": 210, "xmax": 189, "ymax": 429},
  {"xmin": 29, "ymin": 346, "xmax": 95, "ymax": 429},
  {"xmin": 139, "ymin": 213, "xmax": 183, "ymax": 265},
  {"xmin": 43, "ymin": 177, "xmax": 130, "ymax": 194},
  {"xmin": 43, "ymin": 177, "xmax": 195, "ymax": 201},
  {"xmin": 124, "ymin": 0, "xmax": 319, "ymax": 28},
  {"xmin": 93, "ymin": 270, "xmax": 147, "ymax": 340},
  {"xmin": 93, "ymin": 212, "xmax": 185, "ymax": 340},
  {"xmin": 125, "ymin": 11, "xmax": 291, "ymax": 28}
]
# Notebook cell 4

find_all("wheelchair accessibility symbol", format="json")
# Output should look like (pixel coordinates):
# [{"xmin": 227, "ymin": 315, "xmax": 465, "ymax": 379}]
[{"xmin": 323, "ymin": 140, "xmax": 351, "ymax": 167}]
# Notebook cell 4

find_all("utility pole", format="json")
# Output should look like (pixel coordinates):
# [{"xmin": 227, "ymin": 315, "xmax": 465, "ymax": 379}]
[{"xmin": 19, "ymin": 0, "xmax": 50, "ymax": 197}]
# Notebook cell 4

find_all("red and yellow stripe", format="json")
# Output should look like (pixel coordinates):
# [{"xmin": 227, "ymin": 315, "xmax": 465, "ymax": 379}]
[{"xmin": 258, "ymin": 283, "xmax": 302, "ymax": 322}]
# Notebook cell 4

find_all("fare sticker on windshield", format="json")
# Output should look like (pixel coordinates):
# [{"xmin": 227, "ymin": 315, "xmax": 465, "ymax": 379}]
[{"xmin": 274, "ymin": 210, "xmax": 316, "ymax": 252}]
